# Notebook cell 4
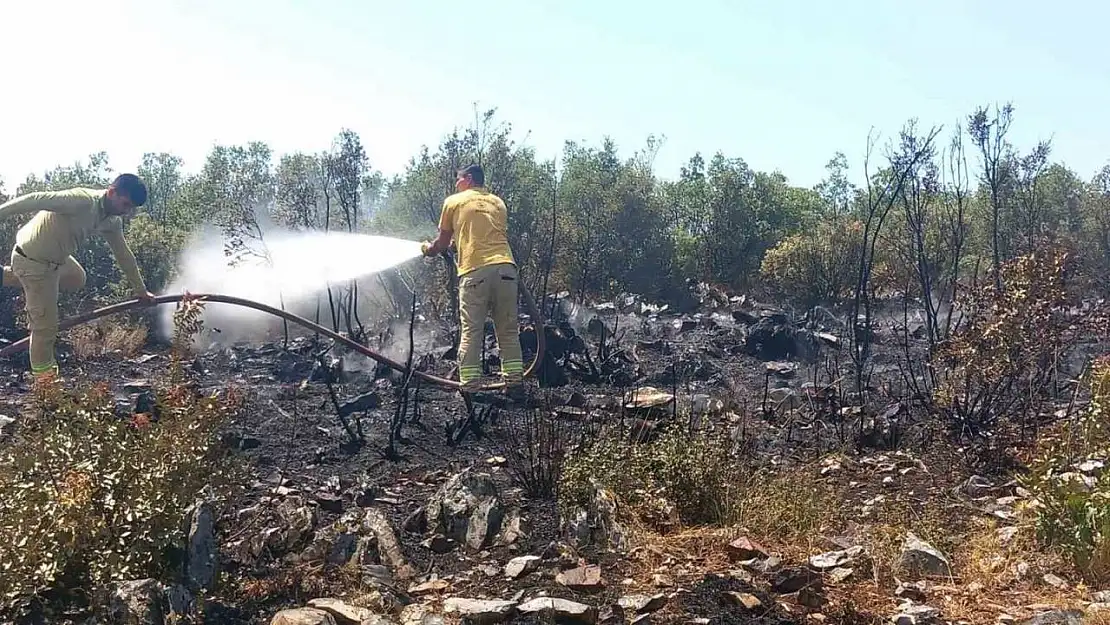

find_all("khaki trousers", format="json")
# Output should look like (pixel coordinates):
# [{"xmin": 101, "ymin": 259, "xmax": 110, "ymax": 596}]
[
  {"xmin": 7, "ymin": 248, "xmax": 87, "ymax": 375},
  {"xmin": 457, "ymin": 262, "xmax": 523, "ymax": 384}
]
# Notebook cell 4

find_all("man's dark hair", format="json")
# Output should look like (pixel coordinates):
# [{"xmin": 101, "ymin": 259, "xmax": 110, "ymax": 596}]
[
  {"xmin": 458, "ymin": 164, "xmax": 485, "ymax": 186},
  {"xmin": 112, "ymin": 173, "xmax": 148, "ymax": 206}
]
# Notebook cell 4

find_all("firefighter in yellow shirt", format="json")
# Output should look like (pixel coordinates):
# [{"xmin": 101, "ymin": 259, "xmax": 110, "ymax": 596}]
[
  {"xmin": 421, "ymin": 164, "xmax": 524, "ymax": 393},
  {"xmin": 0, "ymin": 174, "xmax": 155, "ymax": 380}
]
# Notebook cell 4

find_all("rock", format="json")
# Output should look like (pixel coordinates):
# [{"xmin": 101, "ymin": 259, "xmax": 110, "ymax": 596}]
[
  {"xmin": 163, "ymin": 584, "xmax": 194, "ymax": 618},
  {"xmin": 998, "ymin": 526, "xmax": 1020, "ymax": 544},
  {"xmin": 798, "ymin": 586, "xmax": 826, "ymax": 609},
  {"xmin": 1093, "ymin": 590, "xmax": 1110, "ymax": 603},
  {"xmin": 898, "ymin": 532, "xmax": 951, "ymax": 577},
  {"xmin": 618, "ymin": 594, "xmax": 667, "ymax": 614},
  {"xmin": 183, "ymin": 499, "xmax": 218, "ymax": 591},
  {"xmin": 562, "ymin": 480, "xmax": 628, "ymax": 552},
  {"xmin": 442, "ymin": 597, "xmax": 517, "ymax": 624},
  {"xmin": 314, "ymin": 492, "xmax": 345, "ymax": 514},
  {"xmin": 106, "ymin": 579, "xmax": 165, "ymax": 625},
  {"xmin": 468, "ymin": 499, "xmax": 504, "ymax": 551},
  {"xmin": 766, "ymin": 361, "xmax": 797, "ymax": 378},
  {"xmin": 624, "ymin": 387, "xmax": 675, "ymax": 411},
  {"xmin": 895, "ymin": 581, "xmax": 928, "ymax": 601},
  {"xmin": 0, "ymin": 414, "xmax": 13, "ymax": 436},
  {"xmin": 744, "ymin": 315, "xmax": 820, "ymax": 362},
  {"xmin": 349, "ymin": 590, "xmax": 387, "ymax": 613},
  {"xmin": 409, "ymin": 579, "xmax": 450, "ymax": 595},
  {"xmin": 307, "ymin": 598, "xmax": 375, "ymax": 625},
  {"xmin": 771, "ymin": 567, "xmax": 821, "ymax": 594},
  {"xmin": 960, "ymin": 475, "xmax": 994, "ymax": 498},
  {"xmin": 557, "ymin": 564, "xmax": 604, "ymax": 591},
  {"xmin": 504, "ymin": 555, "xmax": 542, "ymax": 579},
  {"xmin": 691, "ymin": 394, "xmax": 725, "ymax": 415},
  {"xmin": 828, "ymin": 567, "xmax": 854, "ymax": 583},
  {"xmin": 1078, "ymin": 459, "xmax": 1104, "ymax": 473},
  {"xmin": 493, "ymin": 509, "xmax": 527, "ymax": 546},
  {"xmin": 892, "ymin": 604, "xmax": 941, "ymax": 625},
  {"xmin": 808, "ymin": 545, "xmax": 864, "ymax": 570},
  {"xmin": 1043, "ymin": 573, "xmax": 1068, "ymax": 588},
  {"xmin": 271, "ymin": 607, "xmax": 338, "ymax": 625},
  {"xmin": 422, "ymin": 534, "xmax": 455, "ymax": 553},
  {"xmin": 517, "ymin": 597, "xmax": 598, "ymax": 624},
  {"xmin": 721, "ymin": 592, "xmax": 762, "ymax": 610},
  {"xmin": 364, "ymin": 508, "xmax": 417, "ymax": 580},
  {"xmin": 727, "ymin": 537, "xmax": 769, "ymax": 560},
  {"xmin": 275, "ymin": 497, "xmax": 319, "ymax": 552},
  {"xmin": 1021, "ymin": 610, "xmax": 1083, "ymax": 625},
  {"xmin": 741, "ymin": 555, "xmax": 783, "ymax": 575},
  {"xmin": 425, "ymin": 469, "xmax": 504, "ymax": 551}
]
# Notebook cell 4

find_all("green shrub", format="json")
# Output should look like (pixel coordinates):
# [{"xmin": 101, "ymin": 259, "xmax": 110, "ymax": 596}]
[
  {"xmin": 559, "ymin": 420, "xmax": 740, "ymax": 530},
  {"xmin": 759, "ymin": 218, "xmax": 866, "ymax": 308},
  {"xmin": 1024, "ymin": 356, "xmax": 1110, "ymax": 582},
  {"xmin": 559, "ymin": 419, "xmax": 839, "ymax": 542},
  {"xmin": 0, "ymin": 297, "xmax": 242, "ymax": 614}
]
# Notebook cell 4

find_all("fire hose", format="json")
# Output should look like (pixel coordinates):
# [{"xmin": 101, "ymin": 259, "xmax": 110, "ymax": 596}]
[{"xmin": 0, "ymin": 287, "xmax": 546, "ymax": 392}]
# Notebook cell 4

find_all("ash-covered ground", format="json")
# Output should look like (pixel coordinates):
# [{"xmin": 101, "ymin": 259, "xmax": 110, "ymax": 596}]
[{"xmin": 0, "ymin": 285, "xmax": 1101, "ymax": 625}]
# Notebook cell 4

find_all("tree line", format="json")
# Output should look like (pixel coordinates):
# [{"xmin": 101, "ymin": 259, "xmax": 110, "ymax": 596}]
[{"xmin": 0, "ymin": 103, "xmax": 1106, "ymax": 332}]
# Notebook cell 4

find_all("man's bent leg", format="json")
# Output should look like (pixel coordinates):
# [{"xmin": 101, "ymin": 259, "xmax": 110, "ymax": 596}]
[
  {"xmin": 490, "ymin": 264, "xmax": 524, "ymax": 384},
  {"xmin": 457, "ymin": 267, "xmax": 493, "ymax": 390},
  {"xmin": 58, "ymin": 256, "xmax": 87, "ymax": 292}
]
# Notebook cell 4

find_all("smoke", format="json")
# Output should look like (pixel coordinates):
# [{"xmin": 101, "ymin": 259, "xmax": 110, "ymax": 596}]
[{"xmin": 156, "ymin": 224, "xmax": 425, "ymax": 348}]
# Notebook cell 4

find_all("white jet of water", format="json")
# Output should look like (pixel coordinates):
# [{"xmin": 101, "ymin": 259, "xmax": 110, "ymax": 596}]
[{"xmin": 157, "ymin": 227, "xmax": 425, "ymax": 347}]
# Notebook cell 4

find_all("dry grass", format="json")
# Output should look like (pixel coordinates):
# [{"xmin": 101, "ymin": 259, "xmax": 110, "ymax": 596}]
[
  {"xmin": 67, "ymin": 318, "xmax": 148, "ymax": 359},
  {"xmin": 606, "ymin": 449, "xmax": 1102, "ymax": 625}
]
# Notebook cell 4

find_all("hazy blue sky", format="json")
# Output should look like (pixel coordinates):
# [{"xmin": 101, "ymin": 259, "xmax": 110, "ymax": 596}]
[{"xmin": 1, "ymin": 0, "xmax": 1106, "ymax": 193}]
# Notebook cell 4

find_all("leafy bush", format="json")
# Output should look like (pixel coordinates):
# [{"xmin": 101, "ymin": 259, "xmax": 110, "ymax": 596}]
[
  {"xmin": 932, "ymin": 242, "xmax": 1085, "ymax": 438},
  {"xmin": 760, "ymin": 219, "xmax": 866, "ymax": 308},
  {"xmin": 0, "ymin": 297, "xmax": 242, "ymax": 614},
  {"xmin": 559, "ymin": 419, "xmax": 838, "ymax": 541},
  {"xmin": 1025, "ymin": 356, "xmax": 1110, "ymax": 582},
  {"xmin": 560, "ymin": 421, "xmax": 739, "ymax": 530}
]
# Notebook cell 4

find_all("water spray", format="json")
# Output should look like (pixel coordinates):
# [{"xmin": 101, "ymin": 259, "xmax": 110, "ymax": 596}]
[{"xmin": 0, "ymin": 287, "xmax": 546, "ymax": 392}]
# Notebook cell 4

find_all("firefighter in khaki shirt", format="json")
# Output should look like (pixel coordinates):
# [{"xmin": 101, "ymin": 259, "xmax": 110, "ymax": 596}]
[
  {"xmin": 0, "ymin": 173, "xmax": 155, "ymax": 380},
  {"xmin": 421, "ymin": 164, "xmax": 524, "ymax": 393}
]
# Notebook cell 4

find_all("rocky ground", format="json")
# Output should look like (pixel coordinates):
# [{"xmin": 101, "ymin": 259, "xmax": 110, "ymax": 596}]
[{"xmin": 1, "ymin": 286, "xmax": 1107, "ymax": 625}]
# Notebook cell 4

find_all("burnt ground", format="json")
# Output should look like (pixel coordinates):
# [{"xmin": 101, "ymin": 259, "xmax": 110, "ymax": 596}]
[{"xmin": 1, "ymin": 288, "xmax": 1105, "ymax": 625}]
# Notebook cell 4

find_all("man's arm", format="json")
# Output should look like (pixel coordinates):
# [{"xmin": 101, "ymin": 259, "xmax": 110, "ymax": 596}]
[
  {"xmin": 0, "ymin": 190, "xmax": 93, "ymax": 221},
  {"xmin": 422, "ymin": 226, "xmax": 453, "ymax": 256},
  {"xmin": 99, "ymin": 218, "xmax": 150, "ymax": 297},
  {"xmin": 422, "ymin": 198, "xmax": 455, "ymax": 256}
]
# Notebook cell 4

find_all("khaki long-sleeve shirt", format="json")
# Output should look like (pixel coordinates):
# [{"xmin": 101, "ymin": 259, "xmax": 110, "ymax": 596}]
[{"xmin": 0, "ymin": 188, "xmax": 147, "ymax": 295}]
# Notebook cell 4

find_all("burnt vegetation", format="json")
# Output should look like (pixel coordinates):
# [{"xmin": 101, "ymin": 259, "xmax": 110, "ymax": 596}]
[{"xmin": 1, "ymin": 104, "xmax": 1110, "ymax": 625}]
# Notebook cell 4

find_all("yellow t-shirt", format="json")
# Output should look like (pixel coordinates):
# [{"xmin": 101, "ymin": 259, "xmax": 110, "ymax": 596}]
[{"xmin": 438, "ymin": 187, "xmax": 515, "ymax": 276}]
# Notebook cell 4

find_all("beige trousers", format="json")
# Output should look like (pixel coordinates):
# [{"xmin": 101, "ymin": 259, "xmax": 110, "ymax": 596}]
[
  {"xmin": 6, "ymin": 248, "xmax": 87, "ymax": 374},
  {"xmin": 457, "ymin": 262, "xmax": 523, "ymax": 384}
]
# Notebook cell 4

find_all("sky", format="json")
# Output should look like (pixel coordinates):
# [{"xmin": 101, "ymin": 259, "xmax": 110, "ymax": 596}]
[{"xmin": 1, "ymin": 0, "xmax": 1107, "ymax": 194}]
